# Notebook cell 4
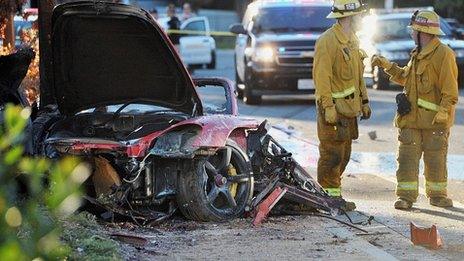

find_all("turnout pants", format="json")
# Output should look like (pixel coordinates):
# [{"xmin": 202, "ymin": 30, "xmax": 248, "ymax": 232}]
[
  {"xmin": 317, "ymin": 111, "xmax": 358, "ymax": 197},
  {"xmin": 396, "ymin": 128, "xmax": 449, "ymax": 202}
]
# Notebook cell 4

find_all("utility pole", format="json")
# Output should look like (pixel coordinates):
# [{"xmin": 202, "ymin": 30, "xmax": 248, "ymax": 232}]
[
  {"xmin": 38, "ymin": 0, "xmax": 54, "ymax": 106},
  {"xmin": 3, "ymin": 14, "xmax": 15, "ymax": 49},
  {"xmin": 385, "ymin": 0, "xmax": 393, "ymax": 11}
]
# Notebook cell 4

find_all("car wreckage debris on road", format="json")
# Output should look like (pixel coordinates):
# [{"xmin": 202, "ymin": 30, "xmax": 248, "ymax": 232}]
[{"xmin": 0, "ymin": 2, "xmax": 356, "ymax": 228}]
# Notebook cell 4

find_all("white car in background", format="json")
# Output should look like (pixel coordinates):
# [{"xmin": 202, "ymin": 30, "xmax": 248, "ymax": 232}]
[{"xmin": 158, "ymin": 16, "xmax": 216, "ymax": 69}]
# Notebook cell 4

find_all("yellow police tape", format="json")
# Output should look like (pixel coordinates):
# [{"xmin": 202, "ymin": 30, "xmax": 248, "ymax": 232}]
[{"xmin": 166, "ymin": 29, "xmax": 236, "ymax": 37}]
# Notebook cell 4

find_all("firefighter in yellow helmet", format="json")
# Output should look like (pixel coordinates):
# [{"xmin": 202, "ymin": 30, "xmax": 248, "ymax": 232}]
[
  {"xmin": 372, "ymin": 10, "xmax": 459, "ymax": 209},
  {"xmin": 313, "ymin": 0, "xmax": 371, "ymax": 211}
]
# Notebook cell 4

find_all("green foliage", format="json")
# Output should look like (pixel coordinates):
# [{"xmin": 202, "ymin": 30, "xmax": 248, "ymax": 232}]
[
  {"xmin": 434, "ymin": 0, "xmax": 464, "ymax": 22},
  {"xmin": 0, "ymin": 0, "xmax": 27, "ymax": 18},
  {"xmin": 62, "ymin": 212, "xmax": 122, "ymax": 260},
  {"xmin": 0, "ymin": 104, "xmax": 90, "ymax": 260}
]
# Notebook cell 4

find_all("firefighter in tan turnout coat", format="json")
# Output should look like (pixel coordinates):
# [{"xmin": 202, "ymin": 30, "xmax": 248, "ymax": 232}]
[
  {"xmin": 313, "ymin": 0, "xmax": 371, "ymax": 211},
  {"xmin": 373, "ymin": 10, "xmax": 459, "ymax": 209}
]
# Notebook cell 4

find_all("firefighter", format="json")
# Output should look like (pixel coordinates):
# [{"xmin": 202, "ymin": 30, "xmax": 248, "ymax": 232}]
[
  {"xmin": 372, "ymin": 10, "xmax": 458, "ymax": 209},
  {"xmin": 313, "ymin": 0, "xmax": 371, "ymax": 211}
]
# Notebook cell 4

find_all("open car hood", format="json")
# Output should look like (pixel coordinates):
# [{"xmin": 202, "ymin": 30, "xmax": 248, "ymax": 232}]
[
  {"xmin": 44, "ymin": 2, "xmax": 202, "ymax": 115},
  {"xmin": 0, "ymin": 48, "xmax": 34, "ymax": 106}
]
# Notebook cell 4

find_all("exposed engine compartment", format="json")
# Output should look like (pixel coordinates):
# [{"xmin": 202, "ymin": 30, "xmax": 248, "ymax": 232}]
[
  {"xmin": 47, "ymin": 111, "xmax": 189, "ymax": 141},
  {"xmin": 27, "ymin": 109, "xmax": 193, "ymax": 223}
]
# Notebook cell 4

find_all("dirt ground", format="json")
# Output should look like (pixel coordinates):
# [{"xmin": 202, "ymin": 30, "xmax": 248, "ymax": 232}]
[{"xmin": 83, "ymin": 172, "xmax": 463, "ymax": 260}]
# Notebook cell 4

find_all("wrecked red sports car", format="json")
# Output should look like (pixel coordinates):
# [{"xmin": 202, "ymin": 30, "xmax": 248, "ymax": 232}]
[
  {"xmin": 28, "ymin": 2, "xmax": 261, "ymax": 222},
  {"xmin": 1, "ymin": 2, "xmax": 346, "ymax": 224}
]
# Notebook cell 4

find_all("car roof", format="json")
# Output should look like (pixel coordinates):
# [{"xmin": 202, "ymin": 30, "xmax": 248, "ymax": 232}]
[
  {"xmin": 250, "ymin": 0, "xmax": 331, "ymax": 8},
  {"xmin": 376, "ymin": 12, "xmax": 414, "ymax": 20},
  {"xmin": 376, "ymin": 12, "xmax": 445, "ymax": 21}
]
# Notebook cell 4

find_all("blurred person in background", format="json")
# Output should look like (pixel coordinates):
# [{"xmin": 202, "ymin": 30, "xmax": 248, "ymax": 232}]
[
  {"xmin": 150, "ymin": 8, "xmax": 158, "ymax": 20},
  {"xmin": 181, "ymin": 2, "xmax": 196, "ymax": 21},
  {"xmin": 167, "ymin": 3, "xmax": 181, "ymax": 49}
]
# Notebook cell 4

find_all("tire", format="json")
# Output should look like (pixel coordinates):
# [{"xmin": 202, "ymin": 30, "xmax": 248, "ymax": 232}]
[
  {"xmin": 243, "ymin": 67, "xmax": 262, "ymax": 105},
  {"xmin": 207, "ymin": 50, "xmax": 216, "ymax": 69},
  {"xmin": 234, "ymin": 56, "xmax": 244, "ymax": 99},
  {"xmin": 31, "ymin": 112, "xmax": 60, "ymax": 155},
  {"xmin": 373, "ymin": 68, "xmax": 389, "ymax": 90},
  {"xmin": 235, "ymin": 70, "xmax": 244, "ymax": 99},
  {"xmin": 176, "ymin": 139, "xmax": 254, "ymax": 221}
]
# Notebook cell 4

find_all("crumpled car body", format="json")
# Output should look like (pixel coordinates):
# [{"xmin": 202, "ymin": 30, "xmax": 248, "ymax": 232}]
[
  {"xmin": 0, "ymin": 48, "xmax": 35, "ymax": 110},
  {"xmin": 28, "ymin": 2, "xmax": 261, "ymax": 222}
]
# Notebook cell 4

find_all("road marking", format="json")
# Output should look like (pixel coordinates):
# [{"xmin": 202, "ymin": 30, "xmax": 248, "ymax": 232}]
[{"xmin": 328, "ymin": 227, "xmax": 398, "ymax": 261}]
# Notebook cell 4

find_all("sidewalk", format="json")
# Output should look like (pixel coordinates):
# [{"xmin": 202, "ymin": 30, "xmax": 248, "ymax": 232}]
[{"xmin": 343, "ymin": 173, "xmax": 464, "ymax": 260}]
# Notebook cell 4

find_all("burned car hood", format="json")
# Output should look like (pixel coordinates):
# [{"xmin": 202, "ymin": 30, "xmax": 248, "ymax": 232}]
[
  {"xmin": 45, "ymin": 2, "xmax": 202, "ymax": 115},
  {"xmin": 0, "ymin": 48, "xmax": 34, "ymax": 106}
]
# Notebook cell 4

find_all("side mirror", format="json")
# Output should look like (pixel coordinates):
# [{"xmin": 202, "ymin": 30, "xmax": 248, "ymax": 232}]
[
  {"xmin": 453, "ymin": 29, "xmax": 464, "ymax": 40},
  {"xmin": 229, "ymin": 23, "xmax": 247, "ymax": 35}
]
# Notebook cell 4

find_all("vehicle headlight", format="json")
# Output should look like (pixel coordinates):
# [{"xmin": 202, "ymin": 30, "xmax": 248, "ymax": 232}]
[
  {"xmin": 454, "ymin": 49, "xmax": 464, "ymax": 58},
  {"xmin": 252, "ymin": 46, "xmax": 275, "ymax": 63},
  {"xmin": 381, "ymin": 51, "xmax": 410, "ymax": 60},
  {"xmin": 150, "ymin": 128, "xmax": 199, "ymax": 155}
]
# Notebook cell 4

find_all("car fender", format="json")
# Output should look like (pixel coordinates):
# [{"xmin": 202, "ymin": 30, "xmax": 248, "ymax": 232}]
[
  {"xmin": 187, "ymin": 115, "xmax": 259, "ymax": 148},
  {"xmin": 127, "ymin": 115, "xmax": 259, "ymax": 157}
]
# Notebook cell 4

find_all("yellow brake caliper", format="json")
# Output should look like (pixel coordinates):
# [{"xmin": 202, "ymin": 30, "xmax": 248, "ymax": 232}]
[{"xmin": 228, "ymin": 165, "xmax": 238, "ymax": 198}]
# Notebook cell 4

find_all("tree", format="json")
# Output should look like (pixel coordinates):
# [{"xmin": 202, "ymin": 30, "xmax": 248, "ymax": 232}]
[
  {"xmin": 0, "ymin": 0, "xmax": 27, "ymax": 50},
  {"xmin": 434, "ymin": 0, "xmax": 464, "ymax": 22}
]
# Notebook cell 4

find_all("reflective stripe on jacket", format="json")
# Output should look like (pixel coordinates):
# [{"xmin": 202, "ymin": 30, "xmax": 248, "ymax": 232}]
[
  {"xmin": 385, "ymin": 37, "xmax": 458, "ymax": 129},
  {"xmin": 313, "ymin": 23, "xmax": 369, "ymax": 118}
]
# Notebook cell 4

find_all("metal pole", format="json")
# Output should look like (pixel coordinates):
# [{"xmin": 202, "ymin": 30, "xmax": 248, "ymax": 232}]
[
  {"xmin": 38, "ymin": 0, "xmax": 54, "ymax": 107},
  {"xmin": 3, "ymin": 14, "xmax": 15, "ymax": 50},
  {"xmin": 385, "ymin": 0, "xmax": 393, "ymax": 11}
]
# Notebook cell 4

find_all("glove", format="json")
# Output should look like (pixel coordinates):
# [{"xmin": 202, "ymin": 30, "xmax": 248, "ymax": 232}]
[
  {"xmin": 432, "ymin": 107, "xmax": 448, "ymax": 125},
  {"xmin": 371, "ymin": 55, "xmax": 393, "ymax": 70},
  {"xmin": 361, "ymin": 104, "xmax": 371, "ymax": 120},
  {"xmin": 324, "ymin": 106, "xmax": 337, "ymax": 125}
]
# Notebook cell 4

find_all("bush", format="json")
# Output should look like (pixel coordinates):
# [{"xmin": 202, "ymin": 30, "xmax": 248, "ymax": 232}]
[{"xmin": 0, "ymin": 104, "xmax": 90, "ymax": 260}]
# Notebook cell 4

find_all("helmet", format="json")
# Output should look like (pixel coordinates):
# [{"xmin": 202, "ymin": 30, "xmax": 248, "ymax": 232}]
[
  {"xmin": 327, "ymin": 0, "xmax": 368, "ymax": 19},
  {"xmin": 408, "ymin": 10, "xmax": 445, "ymax": 36}
]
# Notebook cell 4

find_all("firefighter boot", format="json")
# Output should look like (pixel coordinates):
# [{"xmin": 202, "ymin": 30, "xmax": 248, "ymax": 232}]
[
  {"xmin": 394, "ymin": 198, "xmax": 413, "ymax": 210},
  {"xmin": 430, "ymin": 197, "xmax": 453, "ymax": 208}
]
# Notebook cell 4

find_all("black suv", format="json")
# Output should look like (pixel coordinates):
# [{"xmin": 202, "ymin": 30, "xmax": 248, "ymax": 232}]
[{"xmin": 230, "ymin": 0, "xmax": 334, "ymax": 104}]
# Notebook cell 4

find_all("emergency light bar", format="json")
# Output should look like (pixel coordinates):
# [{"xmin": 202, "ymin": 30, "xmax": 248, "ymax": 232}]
[
  {"xmin": 252, "ymin": 0, "xmax": 331, "ymax": 4},
  {"xmin": 371, "ymin": 6, "xmax": 434, "ymax": 15}
]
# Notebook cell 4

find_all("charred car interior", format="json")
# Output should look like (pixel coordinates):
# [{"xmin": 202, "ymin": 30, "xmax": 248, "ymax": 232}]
[{"xmin": 1, "ymin": 1, "xmax": 349, "ymax": 226}]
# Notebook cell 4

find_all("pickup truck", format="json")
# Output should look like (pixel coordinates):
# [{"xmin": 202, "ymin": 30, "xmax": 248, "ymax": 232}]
[{"xmin": 158, "ymin": 16, "xmax": 216, "ymax": 69}]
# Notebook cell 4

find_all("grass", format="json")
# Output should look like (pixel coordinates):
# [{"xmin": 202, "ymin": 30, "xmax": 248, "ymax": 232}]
[{"xmin": 61, "ymin": 212, "xmax": 122, "ymax": 261}]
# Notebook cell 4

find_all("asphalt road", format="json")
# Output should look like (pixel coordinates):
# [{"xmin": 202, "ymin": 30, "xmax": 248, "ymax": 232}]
[{"xmin": 193, "ymin": 50, "xmax": 464, "ymax": 157}]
